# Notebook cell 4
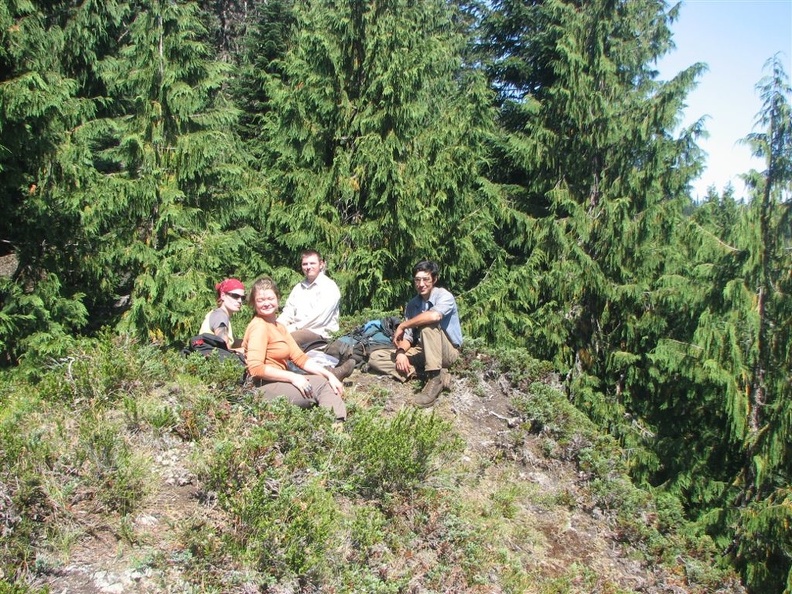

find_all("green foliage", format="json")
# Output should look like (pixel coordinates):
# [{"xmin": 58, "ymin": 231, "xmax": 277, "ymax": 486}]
[
  {"xmin": 0, "ymin": 1, "xmax": 790, "ymax": 590},
  {"xmin": 0, "ymin": 583, "xmax": 49, "ymax": 594},
  {"xmin": 73, "ymin": 415, "xmax": 151, "ymax": 514},
  {"xmin": 0, "ymin": 379, "xmax": 53, "ymax": 583},
  {"xmin": 22, "ymin": 331, "xmax": 171, "ymax": 407},
  {"xmin": 190, "ymin": 392, "xmax": 478, "ymax": 589},
  {"xmin": 82, "ymin": 0, "xmax": 263, "ymax": 343},
  {"xmin": 258, "ymin": 0, "xmax": 503, "ymax": 311},
  {"xmin": 181, "ymin": 351, "xmax": 248, "ymax": 392},
  {"xmin": 511, "ymin": 382, "xmax": 598, "ymax": 443},
  {"xmin": 340, "ymin": 407, "xmax": 463, "ymax": 499},
  {"xmin": 720, "ymin": 56, "xmax": 792, "ymax": 593},
  {"xmin": 242, "ymin": 477, "xmax": 339, "ymax": 582},
  {"xmin": 732, "ymin": 488, "xmax": 792, "ymax": 593},
  {"xmin": 486, "ymin": 345, "xmax": 555, "ymax": 387},
  {"xmin": 0, "ymin": 275, "xmax": 87, "ymax": 368}
]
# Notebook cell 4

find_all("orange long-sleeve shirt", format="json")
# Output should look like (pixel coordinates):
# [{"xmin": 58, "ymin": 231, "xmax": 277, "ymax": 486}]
[{"xmin": 242, "ymin": 316, "xmax": 309, "ymax": 379}]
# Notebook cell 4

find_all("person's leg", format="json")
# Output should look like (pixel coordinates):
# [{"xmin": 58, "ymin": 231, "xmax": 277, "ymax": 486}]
[
  {"xmin": 290, "ymin": 329, "xmax": 328, "ymax": 352},
  {"xmin": 292, "ymin": 330, "xmax": 353, "ymax": 379},
  {"xmin": 329, "ymin": 358, "xmax": 356, "ymax": 381},
  {"xmin": 308, "ymin": 375, "xmax": 347, "ymax": 420},
  {"xmin": 368, "ymin": 347, "xmax": 419, "ymax": 382},
  {"xmin": 257, "ymin": 376, "xmax": 346, "ymax": 420},
  {"xmin": 414, "ymin": 325, "xmax": 459, "ymax": 408},
  {"xmin": 258, "ymin": 381, "xmax": 315, "ymax": 408},
  {"xmin": 418, "ymin": 325, "xmax": 459, "ymax": 372}
]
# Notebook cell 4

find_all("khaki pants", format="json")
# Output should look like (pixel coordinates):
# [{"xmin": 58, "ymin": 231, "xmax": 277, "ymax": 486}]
[{"xmin": 368, "ymin": 324, "xmax": 459, "ymax": 382}]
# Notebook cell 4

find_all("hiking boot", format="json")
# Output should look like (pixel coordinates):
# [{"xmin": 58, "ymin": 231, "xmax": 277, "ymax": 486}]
[
  {"xmin": 414, "ymin": 372, "xmax": 443, "ymax": 408},
  {"xmin": 330, "ymin": 358, "xmax": 356, "ymax": 381}
]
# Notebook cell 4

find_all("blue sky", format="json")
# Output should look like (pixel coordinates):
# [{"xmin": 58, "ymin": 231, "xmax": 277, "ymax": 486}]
[{"xmin": 657, "ymin": 0, "xmax": 792, "ymax": 199}]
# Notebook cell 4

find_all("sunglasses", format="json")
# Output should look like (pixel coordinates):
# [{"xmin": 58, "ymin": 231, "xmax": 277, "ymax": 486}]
[{"xmin": 226, "ymin": 292, "xmax": 245, "ymax": 301}]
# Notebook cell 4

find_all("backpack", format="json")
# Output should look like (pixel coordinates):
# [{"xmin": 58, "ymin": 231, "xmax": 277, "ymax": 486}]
[
  {"xmin": 324, "ymin": 316, "xmax": 401, "ymax": 366},
  {"xmin": 182, "ymin": 333, "xmax": 246, "ymax": 366}
]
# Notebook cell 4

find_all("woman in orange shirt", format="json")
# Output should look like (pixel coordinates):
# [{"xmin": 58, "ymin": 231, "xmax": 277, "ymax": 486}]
[{"xmin": 242, "ymin": 277, "xmax": 346, "ymax": 421}]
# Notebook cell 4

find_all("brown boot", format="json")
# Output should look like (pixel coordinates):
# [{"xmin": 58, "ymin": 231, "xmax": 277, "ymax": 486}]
[
  {"xmin": 330, "ymin": 358, "xmax": 356, "ymax": 381},
  {"xmin": 414, "ymin": 371, "xmax": 443, "ymax": 408},
  {"xmin": 440, "ymin": 368, "xmax": 452, "ymax": 390}
]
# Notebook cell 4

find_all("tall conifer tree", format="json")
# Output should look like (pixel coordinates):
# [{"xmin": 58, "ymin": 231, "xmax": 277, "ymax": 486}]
[
  {"xmin": 475, "ymin": 0, "xmax": 706, "ymax": 442},
  {"xmin": 75, "ymin": 0, "xmax": 260, "ymax": 341},
  {"xmin": 705, "ymin": 56, "xmax": 792, "ymax": 593},
  {"xmin": 258, "ymin": 0, "xmax": 502, "ymax": 310},
  {"xmin": 0, "ymin": 0, "xmax": 122, "ymax": 361}
]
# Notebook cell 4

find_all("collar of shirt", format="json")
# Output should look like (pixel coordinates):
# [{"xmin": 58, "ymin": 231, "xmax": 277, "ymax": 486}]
[{"xmin": 300, "ymin": 271, "xmax": 326, "ymax": 290}]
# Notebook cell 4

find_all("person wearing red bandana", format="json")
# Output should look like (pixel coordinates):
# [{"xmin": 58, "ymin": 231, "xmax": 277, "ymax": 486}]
[{"xmin": 199, "ymin": 278, "xmax": 246, "ymax": 354}]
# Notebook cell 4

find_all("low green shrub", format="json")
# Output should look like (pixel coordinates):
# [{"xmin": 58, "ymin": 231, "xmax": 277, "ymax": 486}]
[
  {"xmin": 181, "ymin": 351, "xmax": 248, "ymax": 392},
  {"xmin": 0, "ymin": 582, "xmax": 50, "ymax": 594},
  {"xmin": 512, "ymin": 382, "xmax": 597, "ymax": 442},
  {"xmin": 194, "ymin": 398, "xmax": 338, "ymax": 506},
  {"xmin": 241, "ymin": 478, "xmax": 339, "ymax": 583},
  {"xmin": 74, "ymin": 415, "xmax": 151, "ymax": 514},
  {"xmin": 339, "ymin": 407, "xmax": 463, "ymax": 499},
  {"xmin": 26, "ymin": 331, "xmax": 174, "ymax": 408},
  {"xmin": 490, "ymin": 346, "xmax": 555, "ymax": 387}
]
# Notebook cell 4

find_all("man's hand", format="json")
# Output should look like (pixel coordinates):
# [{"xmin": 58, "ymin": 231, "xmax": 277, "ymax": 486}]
[
  {"xmin": 392, "ymin": 324, "xmax": 405, "ymax": 345},
  {"xmin": 395, "ymin": 352, "xmax": 411, "ymax": 375}
]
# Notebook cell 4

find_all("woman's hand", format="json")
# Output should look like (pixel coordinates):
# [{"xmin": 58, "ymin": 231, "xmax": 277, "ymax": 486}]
[
  {"xmin": 291, "ymin": 373, "xmax": 315, "ymax": 399},
  {"xmin": 326, "ymin": 374, "xmax": 345, "ymax": 396},
  {"xmin": 301, "ymin": 360, "xmax": 345, "ymax": 396}
]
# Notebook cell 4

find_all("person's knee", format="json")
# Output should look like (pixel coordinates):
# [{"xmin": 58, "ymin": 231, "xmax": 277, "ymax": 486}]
[{"xmin": 367, "ymin": 349, "xmax": 394, "ymax": 372}]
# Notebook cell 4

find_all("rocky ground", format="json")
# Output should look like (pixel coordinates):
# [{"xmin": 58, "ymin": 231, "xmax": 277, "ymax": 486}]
[
  {"xmin": 27, "ymin": 366, "xmax": 742, "ymax": 594},
  {"xmin": 0, "ymin": 253, "xmax": 17, "ymax": 279}
]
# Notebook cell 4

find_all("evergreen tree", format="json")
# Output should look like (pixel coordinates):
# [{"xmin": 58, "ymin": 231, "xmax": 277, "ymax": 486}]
[
  {"xmin": 257, "ymin": 0, "xmax": 503, "ymax": 310},
  {"xmin": 475, "ymin": 0, "xmax": 705, "ymax": 384},
  {"xmin": 199, "ymin": 0, "xmax": 252, "ymax": 60},
  {"xmin": 73, "ymin": 0, "xmax": 262, "ymax": 342},
  {"xmin": 232, "ymin": 0, "xmax": 296, "ymax": 149},
  {"xmin": 725, "ymin": 55, "xmax": 791, "ymax": 593},
  {"xmin": 622, "ymin": 57, "xmax": 791, "ymax": 593},
  {"xmin": 0, "ymin": 0, "xmax": 116, "ymax": 363}
]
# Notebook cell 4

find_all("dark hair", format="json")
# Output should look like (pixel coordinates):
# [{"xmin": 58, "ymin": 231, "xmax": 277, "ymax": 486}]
[
  {"xmin": 300, "ymin": 249, "xmax": 323, "ymax": 262},
  {"xmin": 413, "ymin": 260, "xmax": 439, "ymax": 281},
  {"xmin": 248, "ymin": 277, "xmax": 280, "ymax": 308}
]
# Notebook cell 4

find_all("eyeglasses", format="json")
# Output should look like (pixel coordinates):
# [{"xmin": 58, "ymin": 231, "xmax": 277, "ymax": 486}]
[
  {"xmin": 226, "ymin": 293, "xmax": 245, "ymax": 301},
  {"xmin": 413, "ymin": 276, "xmax": 433, "ymax": 285}
]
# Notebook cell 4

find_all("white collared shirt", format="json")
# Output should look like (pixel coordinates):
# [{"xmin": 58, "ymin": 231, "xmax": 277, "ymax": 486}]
[{"xmin": 276, "ymin": 272, "xmax": 341, "ymax": 338}]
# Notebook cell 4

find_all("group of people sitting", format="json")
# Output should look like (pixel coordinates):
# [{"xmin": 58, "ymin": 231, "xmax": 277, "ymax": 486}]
[{"xmin": 198, "ymin": 250, "xmax": 463, "ymax": 423}]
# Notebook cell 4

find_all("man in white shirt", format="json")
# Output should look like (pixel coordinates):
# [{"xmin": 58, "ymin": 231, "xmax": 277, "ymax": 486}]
[
  {"xmin": 278, "ymin": 249, "xmax": 341, "ymax": 352},
  {"xmin": 278, "ymin": 250, "xmax": 354, "ymax": 381}
]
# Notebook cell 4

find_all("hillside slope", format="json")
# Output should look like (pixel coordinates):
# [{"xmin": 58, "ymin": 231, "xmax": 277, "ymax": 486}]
[{"xmin": 1, "ymin": 342, "xmax": 745, "ymax": 593}]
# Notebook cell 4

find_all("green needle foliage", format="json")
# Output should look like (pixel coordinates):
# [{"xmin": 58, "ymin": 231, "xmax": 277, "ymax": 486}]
[
  {"xmin": 1, "ymin": 1, "xmax": 790, "ymax": 590},
  {"xmin": 699, "ymin": 55, "xmax": 792, "ymax": 592},
  {"xmin": 84, "ymin": 0, "xmax": 263, "ymax": 342},
  {"xmin": 256, "ymin": 0, "xmax": 504, "ymax": 309}
]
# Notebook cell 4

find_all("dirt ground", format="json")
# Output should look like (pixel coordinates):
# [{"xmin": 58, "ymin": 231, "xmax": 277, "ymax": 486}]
[{"xmin": 28, "ymin": 366, "xmax": 736, "ymax": 594}]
